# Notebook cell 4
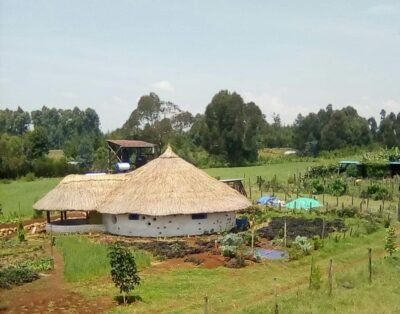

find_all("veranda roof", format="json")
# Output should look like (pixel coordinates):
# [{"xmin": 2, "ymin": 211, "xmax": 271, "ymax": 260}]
[
  {"xmin": 33, "ymin": 174, "xmax": 128, "ymax": 211},
  {"xmin": 98, "ymin": 146, "xmax": 251, "ymax": 216}
]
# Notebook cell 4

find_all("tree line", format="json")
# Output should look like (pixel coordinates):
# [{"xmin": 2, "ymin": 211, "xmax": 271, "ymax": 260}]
[{"xmin": 1, "ymin": 90, "xmax": 400, "ymax": 178}]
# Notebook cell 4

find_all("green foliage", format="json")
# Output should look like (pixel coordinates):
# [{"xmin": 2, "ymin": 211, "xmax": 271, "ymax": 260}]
[
  {"xmin": 385, "ymin": 226, "xmax": 397, "ymax": 256},
  {"xmin": 328, "ymin": 178, "xmax": 347, "ymax": 196},
  {"xmin": 361, "ymin": 184, "xmax": 392, "ymax": 201},
  {"xmin": 0, "ymin": 266, "xmax": 39, "ymax": 289},
  {"xmin": 23, "ymin": 172, "xmax": 36, "ymax": 182},
  {"xmin": 17, "ymin": 221, "xmax": 25, "ymax": 242},
  {"xmin": 345, "ymin": 164, "xmax": 359, "ymax": 177},
  {"xmin": 312, "ymin": 235, "xmax": 324, "ymax": 250},
  {"xmin": 219, "ymin": 233, "xmax": 244, "ymax": 258},
  {"xmin": 292, "ymin": 236, "xmax": 313, "ymax": 255},
  {"xmin": 202, "ymin": 90, "xmax": 266, "ymax": 165},
  {"xmin": 19, "ymin": 256, "xmax": 54, "ymax": 271},
  {"xmin": 310, "ymin": 259, "xmax": 322, "ymax": 290},
  {"xmin": 108, "ymin": 242, "xmax": 141, "ymax": 304}
]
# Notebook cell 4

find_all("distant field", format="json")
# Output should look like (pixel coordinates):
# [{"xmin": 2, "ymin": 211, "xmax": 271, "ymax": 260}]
[
  {"xmin": 0, "ymin": 178, "xmax": 61, "ymax": 222},
  {"xmin": 205, "ymin": 161, "xmax": 319, "ymax": 182}
]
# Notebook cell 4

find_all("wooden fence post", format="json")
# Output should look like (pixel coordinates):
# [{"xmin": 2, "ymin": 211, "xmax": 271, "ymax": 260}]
[
  {"xmin": 368, "ymin": 248, "xmax": 372, "ymax": 284},
  {"xmin": 248, "ymin": 178, "xmax": 252, "ymax": 200},
  {"xmin": 309, "ymin": 256, "xmax": 314, "ymax": 289},
  {"xmin": 204, "ymin": 294, "xmax": 208, "ymax": 314},
  {"xmin": 274, "ymin": 277, "xmax": 279, "ymax": 314},
  {"xmin": 328, "ymin": 259, "xmax": 333, "ymax": 296},
  {"xmin": 284, "ymin": 218, "xmax": 287, "ymax": 248}
]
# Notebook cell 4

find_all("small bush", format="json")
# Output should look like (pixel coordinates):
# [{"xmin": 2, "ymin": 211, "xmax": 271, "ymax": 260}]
[
  {"xmin": 336, "ymin": 206, "xmax": 357, "ymax": 218},
  {"xmin": 312, "ymin": 235, "xmax": 323, "ymax": 251},
  {"xmin": 0, "ymin": 266, "xmax": 40, "ymax": 289},
  {"xmin": 17, "ymin": 221, "xmax": 25, "ymax": 242},
  {"xmin": 23, "ymin": 172, "xmax": 36, "ymax": 182},
  {"xmin": 292, "ymin": 236, "xmax": 313, "ymax": 255},
  {"xmin": 219, "ymin": 233, "xmax": 243, "ymax": 258},
  {"xmin": 32, "ymin": 209, "xmax": 43, "ymax": 219}
]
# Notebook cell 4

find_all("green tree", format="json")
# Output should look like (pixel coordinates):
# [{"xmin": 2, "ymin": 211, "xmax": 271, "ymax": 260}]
[
  {"xmin": 92, "ymin": 147, "xmax": 109, "ymax": 171},
  {"xmin": 108, "ymin": 243, "xmax": 141, "ymax": 304},
  {"xmin": 385, "ymin": 226, "xmax": 397, "ymax": 257},
  {"xmin": 202, "ymin": 90, "xmax": 266, "ymax": 165},
  {"xmin": 25, "ymin": 127, "xmax": 50, "ymax": 160}
]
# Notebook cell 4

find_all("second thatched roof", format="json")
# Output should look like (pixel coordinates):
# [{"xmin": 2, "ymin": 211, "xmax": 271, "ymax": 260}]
[
  {"xmin": 98, "ymin": 146, "xmax": 251, "ymax": 216},
  {"xmin": 33, "ymin": 174, "xmax": 128, "ymax": 211}
]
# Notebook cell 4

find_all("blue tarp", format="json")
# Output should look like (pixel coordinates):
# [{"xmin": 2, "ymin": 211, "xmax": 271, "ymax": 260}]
[{"xmin": 258, "ymin": 196, "xmax": 281, "ymax": 206}]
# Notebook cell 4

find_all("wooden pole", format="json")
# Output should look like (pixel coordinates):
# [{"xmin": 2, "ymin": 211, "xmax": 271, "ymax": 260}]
[
  {"xmin": 351, "ymin": 194, "xmax": 354, "ymax": 205},
  {"xmin": 249, "ymin": 178, "xmax": 252, "ymax": 200},
  {"xmin": 283, "ymin": 218, "xmax": 287, "ymax": 248},
  {"xmin": 204, "ymin": 294, "xmax": 209, "ymax": 314},
  {"xmin": 321, "ymin": 219, "xmax": 326, "ymax": 239},
  {"xmin": 46, "ymin": 211, "xmax": 50, "ymax": 224},
  {"xmin": 274, "ymin": 277, "xmax": 279, "ymax": 314},
  {"xmin": 309, "ymin": 256, "xmax": 314, "ymax": 289},
  {"xmin": 368, "ymin": 248, "xmax": 372, "ymax": 284},
  {"xmin": 328, "ymin": 259, "xmax": 333, "ymax": 296}
]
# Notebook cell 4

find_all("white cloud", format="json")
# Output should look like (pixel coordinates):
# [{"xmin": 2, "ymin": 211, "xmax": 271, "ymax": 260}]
[
  {"xmin": 151, "ymin": 80, "xmax": 175, "ymax": 93},
  {"xmin": 241, "ymin": 91, "xmax": 312, "ymax": 125}
]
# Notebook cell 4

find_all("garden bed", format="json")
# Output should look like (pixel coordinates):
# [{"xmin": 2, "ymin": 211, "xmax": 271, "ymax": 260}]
[{"xmin": 257, "ymin": 216, "xmax": 346, "ymax": 240}]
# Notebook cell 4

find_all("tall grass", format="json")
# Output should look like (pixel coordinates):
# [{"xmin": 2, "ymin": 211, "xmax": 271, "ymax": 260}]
[
  {"xmin": 0, "ymin": 177, "xmax": 61, "ymax": 221},
  {"xmin": 56, "ymin": 236, "xmax": 151, "ymax": 282}
]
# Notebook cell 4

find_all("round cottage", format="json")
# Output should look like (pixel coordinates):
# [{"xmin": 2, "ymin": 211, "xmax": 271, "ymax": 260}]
[{"xmin": 98, "ymin": 146, "xmax": 251, "ymax": 237}]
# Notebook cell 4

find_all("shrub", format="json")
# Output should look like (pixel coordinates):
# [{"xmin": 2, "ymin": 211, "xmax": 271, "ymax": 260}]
[
  {"xmin": 292, "ymin": 236, "xmax": 313, "ymax": 255},
  {"xmin": 17, "ymin": 221, "xmax": 25, "ymax": 242},
  {"xmin": 310, "ymin": 258, "xmax": 322, "ymax": 290},
  {"xmin": 312, "ymin": 235, "xmax": 323, "ymax": 251},
  {"xmin": 0, "ymin": 266, "xmax": 40, "ymax": 289},
  {"xmin": 23, "ymin": 172, "xmax": 36, "ymax": 182},
  {"xmin": 32, "ymin": 209, "xmax": 43, "ymax": 219},
  {"xmin": 336, "ymin": 206, "xmax": 357, "ymax": 218},
  {"xmin": 219, "ymin": 233, "xmax": 244, "ymax": 258},
  {"xmin": 345, "ymin": 164, "xmax": 359, "ymax": 177},
  {"xmin": 385, "ymin": 226, "xmax": 397, "ymax": 257}
]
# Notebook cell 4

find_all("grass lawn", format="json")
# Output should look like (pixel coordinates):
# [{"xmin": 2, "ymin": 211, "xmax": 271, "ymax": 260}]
[
  {"xmin": 0, "ymin": 178, "xmax": 61, "ymax": 222},
  {"xmin": 66, "ymin": 228, "xmax": 398, "ymax": 314},
  {"xmin": 205, "ymin": 161, "xmax": 319, "ymax": 182},
  {"xmin": 56, "ymin": 235, "xmax": 151, "ymax": 282}
]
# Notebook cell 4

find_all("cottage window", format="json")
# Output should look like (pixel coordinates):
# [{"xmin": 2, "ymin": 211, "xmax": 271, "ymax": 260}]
[
  {"xmin": 191, "ymin": 213, "xmax": 207, "ymax": 220},
  {"xmin": 128, "ymin": 214, "xmax": 139, "ymax": 220}
]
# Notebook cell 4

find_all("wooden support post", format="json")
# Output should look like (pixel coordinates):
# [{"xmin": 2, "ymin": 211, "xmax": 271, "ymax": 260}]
[
  {"xmin": 248, "ymin": 178, "xmax": 252, "ymax": 200},
  {"xmin": 65, "ymin": 211, "xmax": 68, "ymax": 220},
  {"xmin": 351, "ymin": 194, "xmax": 354, "ymax": 205},
  {"xmin": 46, "ymin": 211, "xmax": 50, "ymax": 224},
  {"xmin": 60, "ymin": 211, "xmax": 63, "ymax": 222},
  {"xmin": 397, "ymin": 201, "xmax": 400, "ymax": 222},
  {"xmin": 204, "ymin": 294, "xmax": 209, "ymax": 314},
  {"xmin": 321, "ymin": 219, "xmax": 326, "ymax": 239},
  {"xmin": 328, "ymin": 259, "xmax": 333, "ymax": 296},
  {"xmin": 283, "ymin": 218, "xmax": 287, "ymax": 248},
  {"xmin": 368, "ymin": 248, "xmax": 372, "ymax": 284},
  {"xmin": 274, "ymin": 277, "xmax": 279, "ymax": 314},
  {"xmin": 309, "ymin": 256, "xmax": 314, "ymax": 289}
]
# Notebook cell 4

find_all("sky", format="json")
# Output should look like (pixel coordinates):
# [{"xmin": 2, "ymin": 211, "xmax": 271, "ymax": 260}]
[{"xmin": 1, "ymin": 1, "xmax": 400, "ymax": 132}]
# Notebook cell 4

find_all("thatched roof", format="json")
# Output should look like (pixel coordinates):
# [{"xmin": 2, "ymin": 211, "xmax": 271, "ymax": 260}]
[
  {"xmin": 98, "ymin": 146, "xmax": 251, "ymax": 216},
  {"xmin": 33, "ymin": 174, "xmax": 128, "ymax": 211}
]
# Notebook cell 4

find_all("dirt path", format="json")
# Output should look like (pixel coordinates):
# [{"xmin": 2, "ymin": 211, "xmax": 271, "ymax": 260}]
[{"xmin": 1, "ymin": 245, "xmax": 114, "ymax": 314}]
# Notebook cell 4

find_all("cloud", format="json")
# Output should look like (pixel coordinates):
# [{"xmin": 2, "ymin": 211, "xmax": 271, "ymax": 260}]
[
  {"xmin": 241, "ymin": 91, "xmax": 310, "ymax": 125},
  {"xmin": 152, "ymin": 80, "xmax": 175, "ymax": 93}
]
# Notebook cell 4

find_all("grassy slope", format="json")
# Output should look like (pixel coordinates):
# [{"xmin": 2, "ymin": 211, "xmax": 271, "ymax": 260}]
[
  {"xmin": 68, "ymin": 229, "xmax": 398, "ymax": 314},
  {"xmin": 0, "ymin": 178, "xmax": 61, "ymax": 220},
  {"xmin": 204, "ymin": 161, "xmax": 317, "ymax": 181}
]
